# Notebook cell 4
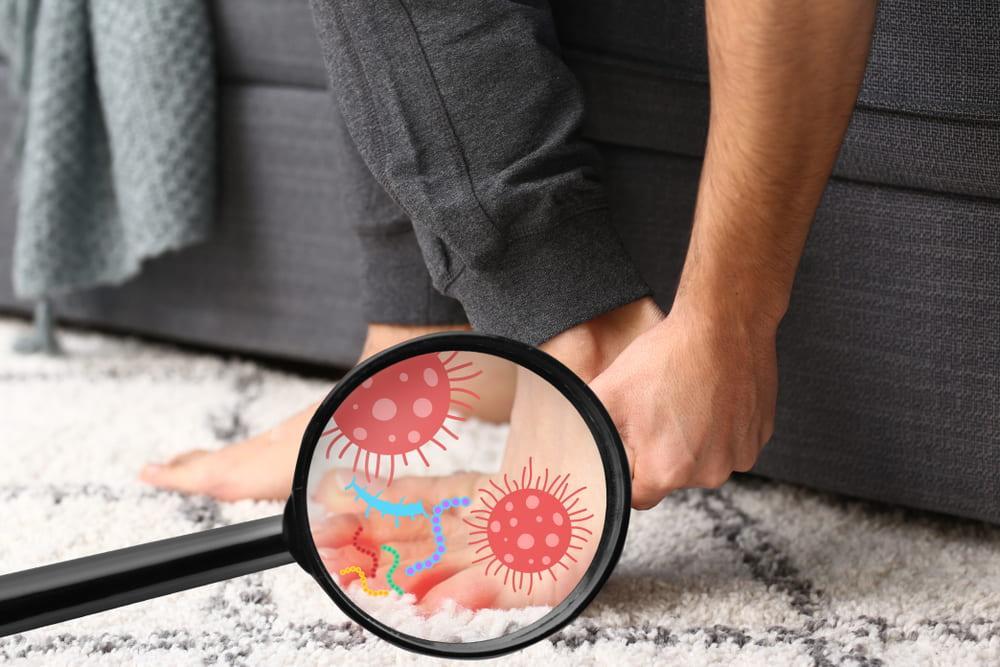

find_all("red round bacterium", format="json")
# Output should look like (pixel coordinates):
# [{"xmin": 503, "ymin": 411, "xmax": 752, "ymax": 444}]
[
  {"xmin": 323, "ymin": 352, "xmax": 480, "ymax": 485},
  {"xmin": 464, "ymin": 458, "xmax": 593, "ymax": 595}
]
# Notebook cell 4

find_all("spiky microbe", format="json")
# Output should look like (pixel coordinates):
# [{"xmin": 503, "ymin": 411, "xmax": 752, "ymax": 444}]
[
  {"xmin": 350, "ymin": 526, "xmax": 379, "ymax": 578},
  {"xmin": 381, "ymin": 545, "xmax": 405, "ymax": 595},
  {"xmin": 323, "ymin": 352, "xmax": 481, "ymax": 485},
  {"xmin": 464, "ymin": 458, "xmax": 594, "ymax": 595},
  {"xmin": 404, "ymin": 496, "xmax": 471, "ymax": 576},
  {"xmin": 339, "ymin": 566, "xmax": 389, "ymax": 597},
  {"xmin": 345, "ymin": 477, "xmax": 430, "ymax": 527}
]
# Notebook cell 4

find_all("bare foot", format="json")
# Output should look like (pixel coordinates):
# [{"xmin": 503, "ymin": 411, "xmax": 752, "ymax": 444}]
[
  {"xmin": 139, "ymin": 406, "xmax": 315, "ymax": 501},
  {"xmin": 139, "ymin": 295, "xmax": 660, "ymax": 505},
  {"xmin": 140, "ymin": 323, "xmax": 515, "ymax": 501}
]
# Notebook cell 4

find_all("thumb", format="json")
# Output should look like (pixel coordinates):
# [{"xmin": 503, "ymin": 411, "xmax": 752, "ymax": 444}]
[
  {"xmin": 591, "ymin": 369, "xmax": 668, "ymax": 511},
  {"xmin": 588, "ymin": 370, "xmax": 637, "ymax": 489}
]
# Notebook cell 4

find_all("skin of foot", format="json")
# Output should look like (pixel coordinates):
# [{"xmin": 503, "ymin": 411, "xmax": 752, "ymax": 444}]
[
  {"xmin": 310, "ymin": 359, "xmax": 606, "ymax": 614},
  {"xmin": 139, "ymin": 323, "xmax": 512, "ymax": 501}
]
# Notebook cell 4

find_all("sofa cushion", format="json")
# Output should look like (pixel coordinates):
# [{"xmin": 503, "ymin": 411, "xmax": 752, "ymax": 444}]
[
  {"xmin": 569, "ymin": 50, "xmax": 1000, "ymax": 201},
  {"xmin": 556, "ymin": 0, "xmax": 1000, "ymax": 200},
  {"xmin": 759, "ymin": 178, "xmax": 1000, "ymax": 524},
  {"xmin": 211, "ymin": 0, "xmax": 999, "ymax": 200},
  {"xmin": 210, "ymin": 0, "xmax": 1000, "ymax": 123},
  {"xmin": 860, "ymin": 2, "xmax": 999, "ymax": 120},
  {"xmin": 554, "ymin": 0, "xmax": 999, "ymax": 120},
  {"xmin": 209, "ymin": 0, "xmax": 328, "ymax": 89},
  {"xmin": 552, "ymin": 0, "xmax": 708, "ymax": 80}
]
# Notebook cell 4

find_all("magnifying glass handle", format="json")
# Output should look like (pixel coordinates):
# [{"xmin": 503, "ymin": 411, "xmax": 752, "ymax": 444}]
[{"xmin": 0, "ymin": 515, "xmax": 293, "ymax": 636}]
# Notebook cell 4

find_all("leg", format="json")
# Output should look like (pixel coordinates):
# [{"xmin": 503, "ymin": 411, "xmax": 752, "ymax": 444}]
[
  {"xmin": 310, "ymin": 0, "xmax": 651, "ymax": 346},
  {"xmin": 303, "ymin": 4, "xmax": 663, "ymax": 608}
]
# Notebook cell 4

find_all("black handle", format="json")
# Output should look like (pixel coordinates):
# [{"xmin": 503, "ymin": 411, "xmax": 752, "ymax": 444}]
[{"xmin": 0, "ymin": 515, "xmax": 294, "ymax": 636}]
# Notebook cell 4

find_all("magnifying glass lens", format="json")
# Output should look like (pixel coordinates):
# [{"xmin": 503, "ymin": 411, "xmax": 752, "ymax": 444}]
[{"xmin": 305, "ymin": 350, "xmax": 608, "ymax": 643}]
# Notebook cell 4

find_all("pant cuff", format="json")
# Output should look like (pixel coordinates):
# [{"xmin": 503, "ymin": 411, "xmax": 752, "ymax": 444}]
[
  {"xmin": 359, "ymin": 230, "xmax": 468, "ymax": 325},
  {"xmin": 447, "ymin": 208, "xmax": 650, "ymax": 345}
]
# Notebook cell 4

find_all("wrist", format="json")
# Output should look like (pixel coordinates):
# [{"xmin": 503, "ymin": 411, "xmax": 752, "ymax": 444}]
[
  {"xmin": 672, "ymin": 260, "xmax": 787, "ymax": 341},
  {"xmin": 677, "ymin": 174, "xmax": 807, "ymax": 335}
]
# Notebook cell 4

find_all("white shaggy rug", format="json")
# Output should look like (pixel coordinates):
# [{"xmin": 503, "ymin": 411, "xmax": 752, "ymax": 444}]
[{"xmin": 0, "ymin": 318, "xmax": 998, "ymax": 666}]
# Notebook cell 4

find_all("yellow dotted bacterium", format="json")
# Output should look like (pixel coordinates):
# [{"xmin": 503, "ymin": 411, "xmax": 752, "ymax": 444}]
[{"xmin": 338, "ymin": 566, "xmax": 389, "ymax": 597}]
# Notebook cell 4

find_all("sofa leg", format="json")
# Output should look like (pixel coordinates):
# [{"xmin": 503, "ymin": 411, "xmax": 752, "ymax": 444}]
[{"xmin": 13, "ymin": 299, "xmax": 63, "ymax": 356}]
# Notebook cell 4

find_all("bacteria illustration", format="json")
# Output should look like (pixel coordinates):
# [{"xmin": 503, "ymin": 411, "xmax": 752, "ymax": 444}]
[
  {"xmin": 464, "ymin": 458, "xmax": 594, "ymax": 595},
  {"xmin": 404, "ymin": 496, "xmax": 471, "ymax": 577},
  {"xmin": 323, "ymin": 352, "xmax": 481, "ymax": 485},
  {"xmin": 350, "ymin": 526, "xmax": 379, "ymax": 578},
  {"xmin": 381, "ymin": 545, "xmax": 405, "ymax": 596},
  {"xmin": 345, "ymin": 477, "xmax": 430, "ymax": 527},
  {"xmin": 338, "ymin": 565, "xmax": 389, "ymax": 597}
]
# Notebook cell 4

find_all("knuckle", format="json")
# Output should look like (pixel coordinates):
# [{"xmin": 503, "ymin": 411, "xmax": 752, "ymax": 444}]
[
  {"xmin": 761, "ymin": 421, "xmax": 775, "ymax": 444},
  {"xmin": 660, "ymin": 456, "xmax": 697, "ymax": 491},
  {"xmin": 630, "ymin": 476, "xmax": 666, "ymax": 510},
  {"xmin": 733, "ymin": 449, "xmax": 757, "ymax": 472},
  {"xmin": 631, "ymin": 494, "xmax": 660, "ymax": 511},
  {"xmin": 698, "ymin": 464, "xmax": 733, "ymax": 488}
]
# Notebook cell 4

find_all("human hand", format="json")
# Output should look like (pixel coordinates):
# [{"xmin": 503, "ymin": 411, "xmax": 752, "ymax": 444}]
[{"xmin": 590, "ymin": 300, "xmax": 778, "ymax": 509}]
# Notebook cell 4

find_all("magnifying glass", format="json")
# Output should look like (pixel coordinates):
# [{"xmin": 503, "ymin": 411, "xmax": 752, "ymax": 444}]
[{"xmin": 0, "ymin": 333, "xmax": 630, "ymax": 659}]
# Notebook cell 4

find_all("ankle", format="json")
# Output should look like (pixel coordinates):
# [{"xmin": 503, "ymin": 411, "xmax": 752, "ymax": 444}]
[
  {"xmin": 540, "ymin": 297, "xmax": 663, "ymax": 381},
  {"xmin": 360, "ymin": 323, "xmax": 470, "ymax": 360}
]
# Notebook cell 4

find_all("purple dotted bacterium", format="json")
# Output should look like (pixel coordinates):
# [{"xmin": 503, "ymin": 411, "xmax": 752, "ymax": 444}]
[{"xmin": 404, "ymin": 496, "xmax": 471, "ymax": 576}]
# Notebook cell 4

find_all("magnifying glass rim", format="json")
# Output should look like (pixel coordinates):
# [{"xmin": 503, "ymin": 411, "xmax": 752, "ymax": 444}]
[{"xmin": 289, "ymin": 332, "xmax": 630, "ymax": 659}]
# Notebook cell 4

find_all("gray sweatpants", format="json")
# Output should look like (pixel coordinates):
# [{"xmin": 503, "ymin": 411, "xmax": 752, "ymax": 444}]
[{"xmin": 309, "ymin": 0, "xmax": 651, "ymax": 345}]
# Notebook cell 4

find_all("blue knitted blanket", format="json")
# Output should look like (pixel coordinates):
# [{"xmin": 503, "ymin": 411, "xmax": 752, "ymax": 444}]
[{"xmin": 0, "ymin": 0, "xmax": 215, "ymax": 301}]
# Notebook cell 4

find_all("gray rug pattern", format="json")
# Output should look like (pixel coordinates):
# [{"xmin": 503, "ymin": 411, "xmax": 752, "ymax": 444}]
[{"xmin": 0, "ymin": 319, "xmax": 997, "ymax": 666}]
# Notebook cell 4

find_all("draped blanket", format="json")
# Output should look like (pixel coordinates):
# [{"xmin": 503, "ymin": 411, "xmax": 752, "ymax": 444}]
[{"xmin": 0, "ymin": 0, "xmax": 214, "ymax": 300}]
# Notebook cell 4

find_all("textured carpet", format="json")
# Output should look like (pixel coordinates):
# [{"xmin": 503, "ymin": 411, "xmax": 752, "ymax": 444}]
[{"xmin": 0, "ymin": 318, "xmax": 998, "ymax": 666}]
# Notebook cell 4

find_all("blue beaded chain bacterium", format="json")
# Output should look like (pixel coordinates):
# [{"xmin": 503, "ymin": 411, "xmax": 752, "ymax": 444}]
[{"xmin": 404, "ymin": 496, "xmax": 471, "ymax": 576}]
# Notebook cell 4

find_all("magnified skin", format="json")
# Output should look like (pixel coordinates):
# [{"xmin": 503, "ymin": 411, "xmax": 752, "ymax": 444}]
[{"xmin": 309, "ymin": 365, "xmax": 606, "ymax": 613}]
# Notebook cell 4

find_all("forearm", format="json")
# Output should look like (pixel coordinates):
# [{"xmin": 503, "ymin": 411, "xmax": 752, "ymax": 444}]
[{"xmin": 677, "ymin": 1, "xmax": 877, "ymax": 329}]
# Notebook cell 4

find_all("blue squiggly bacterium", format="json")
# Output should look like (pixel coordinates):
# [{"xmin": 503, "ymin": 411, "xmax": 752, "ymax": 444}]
[
  {"xmin": 405, "ymin": 496, "xmax": 471, "ymax": 576},
  {"xmin": 345, "ymin": 477, "xmax": 430, "ymax": 527}
]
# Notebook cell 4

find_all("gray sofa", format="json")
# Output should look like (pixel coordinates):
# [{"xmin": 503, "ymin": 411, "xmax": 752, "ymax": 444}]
[{"xmin": 1, "ymin": 0, "xmax": 997, "ymax": 524}]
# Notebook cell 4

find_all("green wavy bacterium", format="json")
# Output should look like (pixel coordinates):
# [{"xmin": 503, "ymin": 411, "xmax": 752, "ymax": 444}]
[{"xmin": 381, "ymin": 545, "xmax": 405, "ymax": 595}]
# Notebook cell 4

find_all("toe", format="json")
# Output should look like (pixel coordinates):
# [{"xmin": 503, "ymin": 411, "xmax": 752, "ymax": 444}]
[
  {"xmin": 167, "ymin": 449, "xmax": 211, "ymax": 466},
  {"xmin": 418, "ymin": 567, "xmax": 504, "ymax": 612},
  {"xmin": 140, "ymin": 449, "xmax": 208, "ymax": 485},
  {"xmin": 139, "ymin": 454, "xmax": 209, "ymax": 494}
]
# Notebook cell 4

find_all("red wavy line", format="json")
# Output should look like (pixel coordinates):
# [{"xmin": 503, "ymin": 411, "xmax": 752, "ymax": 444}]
[{"xmin": 351, "ymin": 526, "xmax": 379, "ymax": 578}]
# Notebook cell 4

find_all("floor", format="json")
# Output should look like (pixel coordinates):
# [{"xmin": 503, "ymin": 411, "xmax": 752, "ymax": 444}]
[{"xmin": 0, "ymin": 318, "xmax": 997, "ymax": 666}]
